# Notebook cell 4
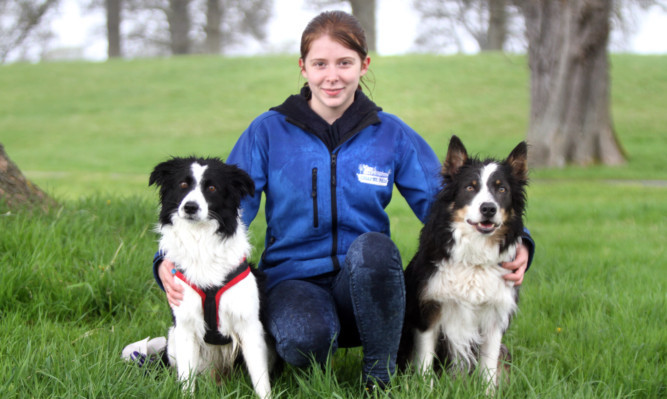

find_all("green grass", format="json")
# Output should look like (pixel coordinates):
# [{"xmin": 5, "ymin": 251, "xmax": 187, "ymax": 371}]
[
  {"xmin": 1, "ymin": 54, "xmax": 665, "ymax": 398},
  {"xmin": 3, "ymin": 54, "xmax": 666, "ymax": 198}
]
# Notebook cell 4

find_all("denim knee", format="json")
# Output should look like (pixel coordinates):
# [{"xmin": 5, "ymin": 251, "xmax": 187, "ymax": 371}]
[
  {"xmin": 266, "ymin": 280, "xmax": 340, "ymax": 367},
  {"xmin": 346, "ymin": 232, "xmax": 403, "ymax": 274}
]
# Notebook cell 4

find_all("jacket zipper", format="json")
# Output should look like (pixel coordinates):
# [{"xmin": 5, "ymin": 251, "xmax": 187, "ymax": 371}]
[
  {"xmin": 311, "ymin": 167, "xmax": 318, "ymax": 228},
  {"xmin": 330, "ymin": 152, "xmax": 340, "ymax": 271}
]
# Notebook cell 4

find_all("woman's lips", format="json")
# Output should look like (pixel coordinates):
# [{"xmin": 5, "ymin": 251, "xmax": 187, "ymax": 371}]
[{"xmin": 323, "ymin": 88, "xmax": 343, "ymax": 96}]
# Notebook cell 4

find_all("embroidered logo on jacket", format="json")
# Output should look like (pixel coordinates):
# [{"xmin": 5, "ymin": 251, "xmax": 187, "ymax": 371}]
[{"xmin": 357, "ymin": 164, "xmax": 391, "ymax": 186}]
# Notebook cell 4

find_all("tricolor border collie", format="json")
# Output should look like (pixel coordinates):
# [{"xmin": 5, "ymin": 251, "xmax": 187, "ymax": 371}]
[
  {"xmin": 149, "ymin": 156, "xmax": 271, "ymax": 398},
  {"xmin": 398, "ymin": 136, "xmax": 528, "ymax": 392}
]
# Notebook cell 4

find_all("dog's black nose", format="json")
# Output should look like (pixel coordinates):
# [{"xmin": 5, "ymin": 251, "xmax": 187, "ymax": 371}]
[
  {"xmin": 480, "ymin": 202, "xmax": 497, "ymax": 218},
  {"xmin": 183, "ymin": 201, "xmax": 199, "ymax": 215}
]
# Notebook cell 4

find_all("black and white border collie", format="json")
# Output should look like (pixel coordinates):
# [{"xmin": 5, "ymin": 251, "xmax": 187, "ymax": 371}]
[
  {"xmin": 399, "ymin": 136, "xmax": 528, "ymax": 392},
  {"xmin": 149, "ymin": 156, "xmax": 271, "ymax": 398}
]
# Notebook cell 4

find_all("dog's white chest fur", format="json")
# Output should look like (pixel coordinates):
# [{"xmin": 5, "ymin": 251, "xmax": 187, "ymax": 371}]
[
  {"xmin": 426, "ymin": 259, "xmax": 514, "ymax": 308},
  {"xmin": 426, "ymin": 226, "xmax": 518, "ymax": 307},
  {"xmin": 158, "ymin": 217, "xmax": 250, "ymax": 288}
]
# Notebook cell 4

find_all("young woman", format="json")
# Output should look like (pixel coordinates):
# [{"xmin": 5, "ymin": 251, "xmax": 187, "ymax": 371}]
[{"xmin": 152, "ymin": 10, "xmax": 534, "ymax": 392}]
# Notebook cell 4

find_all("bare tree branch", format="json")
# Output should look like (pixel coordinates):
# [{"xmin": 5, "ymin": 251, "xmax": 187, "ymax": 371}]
[{"xmin": 0, "ymin": 0, "xmax": 59, "ymax": 63}]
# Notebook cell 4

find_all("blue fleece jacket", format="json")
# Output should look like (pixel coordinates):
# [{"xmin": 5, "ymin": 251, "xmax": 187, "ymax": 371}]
[
  {"xmin": 153, "ymin": 90, "xmax": 534, "ymax": 291},
  {"xmin": 226, "ymin": 109, "xmax": 443, "ymax": 290}
]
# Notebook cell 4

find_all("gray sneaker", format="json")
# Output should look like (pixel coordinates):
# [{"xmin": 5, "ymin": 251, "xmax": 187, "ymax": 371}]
[{"xmin": 121, "ymin": 336, "xmax": 167, "ymax": 367}]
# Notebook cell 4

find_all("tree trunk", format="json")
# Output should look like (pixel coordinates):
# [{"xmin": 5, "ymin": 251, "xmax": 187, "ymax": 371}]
[
  {"xmin": 520, "ymin": 0, "xmax": 625, "ymax": 167},
  {"xmin": 0, "ymin": 144, "xmax": 55, "ymax": 211},
  {"xmin": 350, "ymin": 0, "xmax": 376, "ymax": 53},
  {"xmin": 204, "ymin": 0, "xmax": 223, "ymax": 54},
  {"xmin": 106, "ymin": 0, "xmax": 122, "ymax": 58},
  {"xmin": 484, "ymin": 0, "xmax": 507, "ymax": 51},
  {"xmin": 168, "ymin": 0, "xmax": 192, "ymax": 54}
]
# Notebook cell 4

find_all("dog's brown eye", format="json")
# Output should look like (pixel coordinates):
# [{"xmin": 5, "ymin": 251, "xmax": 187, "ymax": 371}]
[
  {"xmin": 179, "ymin": 182, "xmax": 188, "ymax": 189},
  {"xmin": 498, "ymin": 187, "xmax": 506, "ymax": 193},
  {"xmin": 208, "ymin": 185, "xmax": 216, "ymax": 193},
  {"xmin": 466, "ymin": 185, "xmax": 475, "ymax": 192}
]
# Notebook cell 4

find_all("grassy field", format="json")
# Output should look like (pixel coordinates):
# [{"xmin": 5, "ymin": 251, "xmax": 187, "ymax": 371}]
[{"xmin": 1, "ymin": 54, "xmax": 665, "ymax": 398}]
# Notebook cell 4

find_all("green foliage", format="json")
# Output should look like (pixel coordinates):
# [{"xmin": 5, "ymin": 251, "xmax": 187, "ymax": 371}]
[{"xmin": 0, "ymin": 54, "xmax": 665, "ymax": 398}]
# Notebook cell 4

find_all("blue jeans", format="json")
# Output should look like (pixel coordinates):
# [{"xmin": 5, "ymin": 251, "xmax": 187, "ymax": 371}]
[{"xmin": 265, "ymin": 232, "xmax": 405, "ymax": 385}]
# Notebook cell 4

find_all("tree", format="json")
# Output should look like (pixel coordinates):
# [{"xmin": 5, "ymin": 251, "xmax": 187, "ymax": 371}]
[
  {"xmin": 111, "ymin": 0, "xmax": 269, "ymax": 57},
  {"xmin": 208, "ymin": 0, "xmax": 270, "ymax": 53},
  {"xmin": 168, "ymin": 0, "xmax": 192, "ymax": 54},
  {"xmin": 517, "ymin": 0, "xmax": 625, "ymax": 167},
  {"xmin": 349, "ymin": 0, "xmax": 376, "ymax": 52},
  {"xmin": 106, "ymin": 0, "xmax": 122, "ymax": 57},
  {"xmin": 204, "ymin": 0, "xmax": 222, "ymax": 53},
  {"xmin": 0, "ymin": 0, "xmax": 59, "ymax": 63},
  {"xmin": 0, "ymin": 144, "xmax": 55, "ymax": 211},
  {"xmin": 413, "ymin": 0, "xmax": 524, "ymax": 53},
  {"xmin": 486, "ymin": 0, "xmax": 507, "ymax": 50}
]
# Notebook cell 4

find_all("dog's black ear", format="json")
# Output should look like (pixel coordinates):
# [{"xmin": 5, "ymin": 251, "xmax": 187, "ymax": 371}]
[
  {"xmin": 443, "ymin": 135, "xmax": 468, "ymax": 176},
  {"xmin": 149, "ymin": 158, "xmax": 181, "ymax": 187},
  {"xmin": 149, "ymin": 161, "xmax": 169, "ymax": 187},
  {"xmin": 229, "ymin": 166, "xmax": 256, "ymax": 199},
  {"xmin": 506, "ymin": 141, "xmax": 528, "ymax": 182}
]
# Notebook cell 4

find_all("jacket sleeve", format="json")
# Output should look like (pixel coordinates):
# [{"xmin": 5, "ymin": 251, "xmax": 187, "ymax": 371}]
[
  {"xmin": 522, "ymin": 228, "xmax": 536, "ymax": 270},
  {"xmin": 392, "ymin": 122, "xmax": 443, "ymax": 223},
  {"xmin": 227, "ymin": 116, "xmax": 269, "ymax": 228},
  {"xmin": 152, "ymin": 250, "xmax": 165, "ymax": 291}
]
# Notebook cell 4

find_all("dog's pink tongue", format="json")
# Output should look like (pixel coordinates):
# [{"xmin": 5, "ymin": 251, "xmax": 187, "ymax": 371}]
[{"xmin": 476, "ymin": 222, "xmax": 496, "ymax": 234}]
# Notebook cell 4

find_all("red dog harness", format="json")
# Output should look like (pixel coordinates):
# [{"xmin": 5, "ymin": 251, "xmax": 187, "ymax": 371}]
[{"xmin": 174, "ymin": 259, "xmax": 251, "ymax": 345}]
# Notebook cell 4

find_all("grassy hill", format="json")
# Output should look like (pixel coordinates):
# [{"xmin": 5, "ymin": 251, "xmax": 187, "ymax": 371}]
[
  {"xmin": 2, "ymin": 53, "xmax": 665, "ymax": 197},
  {"xmin": 0, "ymin": 54, "xmax": 665, "ymax": 398}
]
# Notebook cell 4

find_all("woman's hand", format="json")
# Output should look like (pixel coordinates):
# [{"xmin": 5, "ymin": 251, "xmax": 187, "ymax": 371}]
[
  {"xmin": 158, "ymin": 258, "xmax": 184, "ymax": 307},
  {"xmin": 501, "ymin": 243, "xmax": 529, "ymax": 286}
]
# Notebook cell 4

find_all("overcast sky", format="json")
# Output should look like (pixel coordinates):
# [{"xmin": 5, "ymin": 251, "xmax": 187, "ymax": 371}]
[{"xmin": 48, "ymin": 0, "xmax": 667, "ymax": 61}]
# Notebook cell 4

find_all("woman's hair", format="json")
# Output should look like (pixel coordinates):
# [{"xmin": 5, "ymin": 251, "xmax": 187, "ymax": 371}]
[
  {"xmin": 300, "ymin": 10, "xmax": 372, "ymax": 91},
  {"xmin": 301, "ymin": 10, "xmax": 368, "ymax": 62}
]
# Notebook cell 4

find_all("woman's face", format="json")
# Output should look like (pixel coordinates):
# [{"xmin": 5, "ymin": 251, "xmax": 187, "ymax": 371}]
[{"xmin": 299, "ymin": 34, "xmax": 370, "ymax": 124}]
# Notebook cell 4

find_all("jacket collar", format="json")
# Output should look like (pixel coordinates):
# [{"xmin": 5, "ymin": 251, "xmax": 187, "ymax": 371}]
[{"xmin": 271, "ymin": 86, "xmax": 382, "ymax": 151}]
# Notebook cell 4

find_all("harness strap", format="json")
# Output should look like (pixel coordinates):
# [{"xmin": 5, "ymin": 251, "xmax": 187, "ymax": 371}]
[{"xmin": 174, "ymin": 259, "xmax": 250, "ymax": 345}]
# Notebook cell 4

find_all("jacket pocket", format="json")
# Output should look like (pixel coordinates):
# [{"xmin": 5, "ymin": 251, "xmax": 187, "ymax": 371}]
[{"xmin": 311, "ymin": 168, "xmax": 319, "ymax": 228}]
